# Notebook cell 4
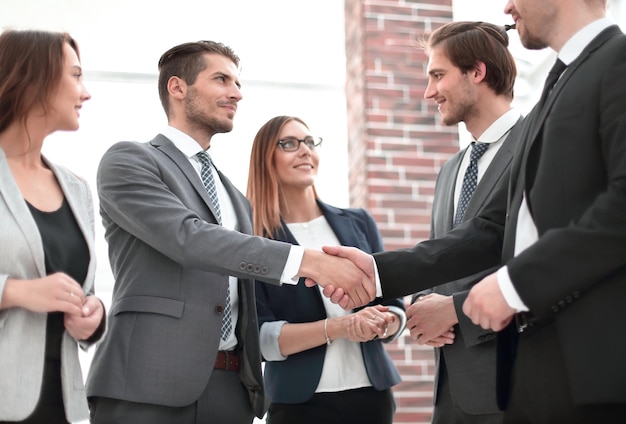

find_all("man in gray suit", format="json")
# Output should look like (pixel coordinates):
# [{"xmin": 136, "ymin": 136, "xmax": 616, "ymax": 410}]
[
  {"xmin": 406, "ymin": 22, "xmax": 523, "ymax": 424},
  {"xmin": 86, "ymin": 40, "xmax": 374, "ymax": 424}
]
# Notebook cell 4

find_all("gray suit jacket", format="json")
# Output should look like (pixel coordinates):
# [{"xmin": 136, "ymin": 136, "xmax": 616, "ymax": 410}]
[
  {"xmin": 86, "ymin": 135, "xmax": 292, "ymax": 418},
  {"xmin": 0, "ymin": 148, "xmax": 98, "ymax": 422},
  {"xmin": 414, "ymin": 118, "xmax": 523, "ymax": 415}
]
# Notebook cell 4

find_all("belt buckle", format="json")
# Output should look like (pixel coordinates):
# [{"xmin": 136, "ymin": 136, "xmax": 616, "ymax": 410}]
[{"xmin": 515, "ymin": 312, "xmax": 529, "ymax": 333}]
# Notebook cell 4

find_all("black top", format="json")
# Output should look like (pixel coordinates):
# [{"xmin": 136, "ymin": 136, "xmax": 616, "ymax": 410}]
[{"xmin": 26, "ymin": 198, "xmax": 89, "ymax": 360}]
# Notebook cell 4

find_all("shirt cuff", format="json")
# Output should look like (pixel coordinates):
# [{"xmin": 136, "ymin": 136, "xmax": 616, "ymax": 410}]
[
  {"xmin": 373, "ymin": 257, "xmax": 383, "ymax": 297},
  {"xmin": 497, "ymin": 266, "xmax": 529, "ymax": 312},
  {"xmin": 280, "ymin": 246, "xmax": 304, "ymax": 285},
  {"xmin": 259, "ymin": 321, "xmax": 288, "ymax": 361}
]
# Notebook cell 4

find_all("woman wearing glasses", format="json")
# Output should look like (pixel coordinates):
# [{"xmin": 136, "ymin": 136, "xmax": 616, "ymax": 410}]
[{"xmin": 247, "ymin": 115, "xmax": 406, "ymax": 424}]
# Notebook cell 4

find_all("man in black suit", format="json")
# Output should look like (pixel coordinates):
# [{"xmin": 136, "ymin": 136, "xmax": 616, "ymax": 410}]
[
  {"xmin": 407, "ymin": 21, "xmax": 522, "ymax": 424},
  {"xmin": 319, "ymin": 0, "xmax": 626, "ymax": 421}
]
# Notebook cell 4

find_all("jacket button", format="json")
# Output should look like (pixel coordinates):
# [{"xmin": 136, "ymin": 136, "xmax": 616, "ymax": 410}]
[
  {"xmin": 254, "ymin": 265, "xmax": 262, "ymax": 273},
  {"xmin": 239, "ymin": 262, "xmax": 247, "ymax": 271},
  {"xmin": 215, "ymin": 305, "xmax": 224, "ymax": 314},
  {"xmin": 246, "ymin": 263, "xmax": 254, "ymax": 272},
  {"xmin": 261, "ymin": 266, "xmax": 269, "ymax": 275}
]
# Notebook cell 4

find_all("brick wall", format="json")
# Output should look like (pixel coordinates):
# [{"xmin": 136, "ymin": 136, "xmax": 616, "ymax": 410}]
[{"xmin": 344, "ymin": 1, "xmax": 455, "ymax": 422}]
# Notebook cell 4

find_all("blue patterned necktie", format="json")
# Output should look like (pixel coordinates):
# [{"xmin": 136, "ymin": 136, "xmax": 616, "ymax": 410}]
[
  {"xmin": 196, "ymin": 151, "xmax": 231, "ymax": 341},
  {"xmin": 453, "ymin": 142, "xmax": 489, "ymax": 228}
]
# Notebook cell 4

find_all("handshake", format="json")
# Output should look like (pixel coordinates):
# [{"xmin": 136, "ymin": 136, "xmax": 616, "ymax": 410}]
[
  {"xmin": 299, "ymin": 246, "xmax": 377, "ymax": 310},
  {"xmin": 301, "ymin": 245, "xmax": 517, "ymax": 333}
]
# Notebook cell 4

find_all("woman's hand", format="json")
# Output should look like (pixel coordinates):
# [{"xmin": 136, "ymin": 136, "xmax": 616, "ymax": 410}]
[
  {"xmin": 1, "ymin": 272, "xmax": 84, "ymax": 315},
  {"xmin": 64, "ymin": 295, "xmax": 105, "ymax": 341}
]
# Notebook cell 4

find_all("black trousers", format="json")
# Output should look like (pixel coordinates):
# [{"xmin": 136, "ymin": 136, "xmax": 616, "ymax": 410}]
[
  {"xmin": 504, "ymin": 323, "xmax": 626, "ymax": 424},
  {"xmin": 266, "ymin": 386, "xmax": 395, "ymax": 424}
]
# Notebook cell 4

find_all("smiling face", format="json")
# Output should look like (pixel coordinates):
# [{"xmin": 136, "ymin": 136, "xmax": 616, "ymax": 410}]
[
  {"xmin": 48, "ymin": 42, "xmax": 91, "ymax": 132},
  {"xmin": 273, "ymin": 119, "xmax": 319, "ymax": 192},
  {"xmin": 424, "ymin": 46, "xmax": 477, "ymax": 126},
  {"xmin": 183, "ymin": 53, "xmax": 242, "ymax": 136}
]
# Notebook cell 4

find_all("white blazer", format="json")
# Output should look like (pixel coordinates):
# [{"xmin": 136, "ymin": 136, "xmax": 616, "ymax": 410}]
[{"xmin": 0, "ymin": 147, "xmax": 99, "ymax": 422}]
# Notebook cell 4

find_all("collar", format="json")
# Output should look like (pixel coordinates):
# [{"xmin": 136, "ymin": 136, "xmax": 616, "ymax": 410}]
[
  {"xmin": 558, "ymin": 17, "xmax": 614, "ymax": 65},
  {"xmin": 473, "ymin": 109, "xmax": 522, "ymax": 144},
  {"xmin": 160, "ymin": 126, "xmax": 208, "ymax": 159}
]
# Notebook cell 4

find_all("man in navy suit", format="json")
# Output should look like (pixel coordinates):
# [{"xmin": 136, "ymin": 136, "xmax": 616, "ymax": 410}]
[
  {"xmin": 320, "ymin": 0, "xmax": 626, "ymax": 421},
  {"xmin": 407, "ymin": 21, "xmax": 522, "ymax": 424}
]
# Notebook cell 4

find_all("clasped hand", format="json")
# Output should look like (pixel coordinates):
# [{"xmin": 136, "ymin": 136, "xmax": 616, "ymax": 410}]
[
  {"xmin": 406, "ymin": 293, "xmax": 455, "ymax": 347},
  {"xmin": 7, "ymin": 272, "xmax": 105, "ymax": 341},
  {"xmin": 345, "ymin": 305, "xmax": 395, "ymax": 342}
]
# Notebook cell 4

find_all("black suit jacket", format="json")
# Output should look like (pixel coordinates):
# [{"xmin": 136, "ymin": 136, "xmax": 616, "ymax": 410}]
[
  {"xmin": 255, "ymin": 201, "xmax": 403, "ymax": 404},
  {"xmin": 375, "ymin": 26, "xmax": 626, "ymax": 406},
  {"xmin": 414, "ymin": 118, "xmax": 523, "ymax": 415}
]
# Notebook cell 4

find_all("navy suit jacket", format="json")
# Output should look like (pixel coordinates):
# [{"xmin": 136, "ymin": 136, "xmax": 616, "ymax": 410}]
[{"xmin": 255, "ymin": 201, "xmax": 402, "ymax": 404}]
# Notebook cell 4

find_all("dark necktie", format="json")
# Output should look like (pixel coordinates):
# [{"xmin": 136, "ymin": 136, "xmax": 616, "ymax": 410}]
[
  {"xmin": 196, "ymin": 151, "xmax": 232, "ymax": 341},
  {"xmin": 454, "ymin": 142, "xmax": 489, "ymax": 227},
  {"xmin": 538, "ymin": 58, "xmax": 567, "ymax": 108}
]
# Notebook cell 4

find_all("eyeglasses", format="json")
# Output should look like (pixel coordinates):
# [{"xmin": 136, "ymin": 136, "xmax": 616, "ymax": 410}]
[{"xmin": 276, "ymin": 136, "xmax": 323, "ymax": 152}]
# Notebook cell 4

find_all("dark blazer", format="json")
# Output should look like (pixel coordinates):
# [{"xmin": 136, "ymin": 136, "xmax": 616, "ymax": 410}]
[
  {"xmin": 255, "ymin": 201, "xmax": 403, "ymax": 404},
  {"xmin": 86, "ymin": 135, "xmax": 294, "ymax": 418},
  {"xmin": 375, "ymin": 26, "xmax": 626, "ymax": 406},
  {"xmin": 414, "ymin": 118, "xmax": 522, "ymax": 415}
]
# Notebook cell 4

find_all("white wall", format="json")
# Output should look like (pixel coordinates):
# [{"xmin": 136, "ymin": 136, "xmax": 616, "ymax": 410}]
[{"xmin": 1, "ymin": 0, "xmax": 350, "ymax": 293}]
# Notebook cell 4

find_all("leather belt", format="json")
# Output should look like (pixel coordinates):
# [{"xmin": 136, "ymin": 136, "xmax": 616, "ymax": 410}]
[
  {"xmin": 515, "ymin": 312, "xmax": 539, "ymax": 333},
  {"xmin": 215, "ymin": 350, "xmax": 240, "ymax": 371}
]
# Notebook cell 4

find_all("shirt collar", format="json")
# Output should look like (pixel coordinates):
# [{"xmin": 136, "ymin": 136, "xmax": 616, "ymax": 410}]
[
  {"xmin": 160, "ymin": 126, "xmax": 207, "ymax": 158},
  {"xmin": 473, "ymin": 109, "xmax": 522, "ymax": 144},
  {"xmin": 558, "ymin": 17, "xmax": 614, "ymax": 65}
]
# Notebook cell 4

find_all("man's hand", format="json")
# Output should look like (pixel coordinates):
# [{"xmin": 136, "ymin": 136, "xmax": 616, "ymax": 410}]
[
  {"xmin": 300, "ymin": 247, "xmax": 375, "ymax": 309},
  {"xmin": 407, "ymin": 293, "xmax": 457, "ymax": 347},
  {"xmin": 462, "ymin": 272, "xmax": 515, "ymax": 331}
]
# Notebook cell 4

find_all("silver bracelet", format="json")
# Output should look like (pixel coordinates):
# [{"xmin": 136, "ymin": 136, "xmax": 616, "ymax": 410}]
[{"xmin": 324, "ymin": 318, "xmax": 332, "ymax": 345}]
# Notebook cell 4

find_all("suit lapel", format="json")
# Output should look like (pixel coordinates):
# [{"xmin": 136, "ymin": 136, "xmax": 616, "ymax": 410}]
[
  {"xmin": 150, "ymin": 135, "xmax": 223, "ymax": 224},
  {"xmin": 512, "ymin": 25, "xmax": 621, "ymax": 200},
  {"xmin": 318, "ymin": 201, "xmax": 359, "ymax": 246},
  {"xmin": 464, "ymin": 118, "xmax": 522, "ymax": 220},
  {"xmin": 439, "ymin": 153, "xmax": 464, "ymax": 234},
  {"xmin": 0, "ymin": 149, "xmax": 46, "ymax": 276},
  {"xmin": 46, "ymin": 158, "xmax": 96, "ymax": 292}
]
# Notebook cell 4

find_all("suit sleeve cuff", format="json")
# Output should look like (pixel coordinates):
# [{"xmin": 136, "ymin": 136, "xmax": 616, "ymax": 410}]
[{"xmin": 259, "ymin": 321, "xmax": 288, "ymax": 361}]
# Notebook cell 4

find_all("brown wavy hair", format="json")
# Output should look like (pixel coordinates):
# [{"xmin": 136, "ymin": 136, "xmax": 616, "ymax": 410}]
[{"xmin": 0, "ymin": 29, "xmax": 80, "ymax": 133}]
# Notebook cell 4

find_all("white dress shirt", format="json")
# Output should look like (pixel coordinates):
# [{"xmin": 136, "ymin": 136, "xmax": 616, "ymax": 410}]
[{"xmin": 497, "ymin": 17, "xmax": 615, "ymax": 311}]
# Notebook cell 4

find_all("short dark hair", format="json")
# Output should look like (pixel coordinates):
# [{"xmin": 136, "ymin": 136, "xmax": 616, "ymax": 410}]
[
  {"xmin": 420, "ymin": 21, "xmax": 517, "ymax": 99},
  {"xmin": 0, "ymin": 29, "xmax": 79, "ymax": 133},
  {"xmin": 157, "ymin": 41, "xmax": 240, "ymax": 117}
]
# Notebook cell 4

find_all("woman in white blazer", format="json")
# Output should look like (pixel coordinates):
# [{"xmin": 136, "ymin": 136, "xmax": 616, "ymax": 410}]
[{"xmin": 0, "ymin": 30, "xmax": 105, "ymax": 423}]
